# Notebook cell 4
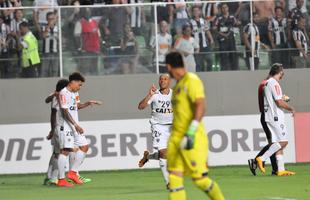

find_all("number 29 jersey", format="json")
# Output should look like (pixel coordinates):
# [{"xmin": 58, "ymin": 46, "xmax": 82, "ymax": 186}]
[{"xmin": 148, "ymin": 89, "xmax": 173, "ymax": 125}]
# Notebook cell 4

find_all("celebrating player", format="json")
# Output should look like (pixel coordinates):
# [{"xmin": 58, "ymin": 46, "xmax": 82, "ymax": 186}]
[
  {"xmin": 43, "ymin": 79, "xmax": 69, "ymax": 185},
  {"xmin": 256, "ymin": 63, "xmax": 295, "ymax": 176},
  {"xmin": 57, "ymin": 72, "xmax": 102, "ymax": 187},
  {"xmin": 138, "ymin": 74, "xmax": 173, "ymax": 189},
  {"xmin": 165, "ymin": 51, "xmax": 225, "ymax": 200}
]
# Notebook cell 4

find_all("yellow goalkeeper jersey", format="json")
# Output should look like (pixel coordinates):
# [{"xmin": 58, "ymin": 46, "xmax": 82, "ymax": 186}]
[{"xmin": 171, "ymin": 72, "xmax": 205, "ymax": 136}]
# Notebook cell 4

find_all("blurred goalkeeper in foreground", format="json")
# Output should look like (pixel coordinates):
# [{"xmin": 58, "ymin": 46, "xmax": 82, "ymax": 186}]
[{"xmin": 165, "ymin": 51, "xmax": 225, "ymax": 200}]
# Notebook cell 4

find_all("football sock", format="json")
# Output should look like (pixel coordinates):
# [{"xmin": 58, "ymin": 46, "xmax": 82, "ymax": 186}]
[
  {"xmin": 148, "ymin": 151, "xmax": 159, "ymax": 160},
  {"xmin": 270, "ymin": 153, "xmax": 278, "ymax": 172},
  {"xmin": 51, "ymin": 154, "xmax": 59, "ymax": 180},
  {"xmin": 169, "ymin": 174, "xmax": 185, "ymax": 200},
  {"xmin": 71, "ymin": 150, "xmax": 86, "ymax": 172},
  {"xmin": 194, "ymin": 177, "xmax": 225, "ymax": 200},
  {"xmin": 261, "ymin": 142, "xmax": 281, "ymax": 161},
  {"xmin": 276, "ymin": 154, "xmax": 285, "ymax": 171},
  {"xmin": 58, "ymin": 154, "xmax": 67, "ymax": 179},
  {"xmin": 159, "ymin": 158, "xmax": 169, "ymax": 185},
  {"xmin": 47, "ymin": 154, "xmax": 54, "ymax": 179},
  {"xmin": 69, "ymin": 152, "xmax": 75, "ymax": 171},
  {"xmin": 255, "ymin": 144, "xmax": 270, "ymax": 158}
]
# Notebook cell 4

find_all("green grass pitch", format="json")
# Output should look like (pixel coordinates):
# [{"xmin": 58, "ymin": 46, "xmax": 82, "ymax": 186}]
[{"xmin": 0, "ymin": 163, "xmax": 309, "ymax": 200}]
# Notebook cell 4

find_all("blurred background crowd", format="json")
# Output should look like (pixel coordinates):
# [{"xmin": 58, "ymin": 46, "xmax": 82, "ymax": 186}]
[{"xmin": 0, "ymin": 0, "xmax": 309, "ymax": 78}]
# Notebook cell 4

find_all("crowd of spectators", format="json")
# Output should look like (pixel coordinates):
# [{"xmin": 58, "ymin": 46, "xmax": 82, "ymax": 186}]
[{"xmin": 0, "ymin": 0, "xmax": 309, "ymax": 78}]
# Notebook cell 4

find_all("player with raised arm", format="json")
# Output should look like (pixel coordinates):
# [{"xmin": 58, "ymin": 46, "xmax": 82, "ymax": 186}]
[
  {"xmin": 57, "ymin": 72, "xmax": 102, "ymax": 187},
  {"xmin": 138, "ymin": 74, "xmax": 173, "ymax": 189},
  {"xmin": 43, "ymin": 79, "xmax": 69, "ymax": 185},
  {"xmin": 256, "ymin": 63, "xmax": 295, "ymax": 176},
  {"xmin": 165, "ymin": 51, "xmax": 225, "ymax": 200}
]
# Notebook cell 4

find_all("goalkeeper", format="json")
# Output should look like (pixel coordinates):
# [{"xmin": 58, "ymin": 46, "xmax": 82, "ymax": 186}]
[{"xmin": 165, "ymin": 51, "xmax": 225, "ymax": 200}]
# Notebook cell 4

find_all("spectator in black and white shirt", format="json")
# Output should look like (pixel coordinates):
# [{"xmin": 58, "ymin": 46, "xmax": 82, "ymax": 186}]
[
  {"xmin": 0, "ymin": 0, "xmax": 20, "ymax": 25},
  {"xmin": 33, "ymin": 0, "xmax": 58, "ymax": 32},
  {"xmin": 190, "ymin": 5, "xmax": 214, "ymax": 72},
  {"xmin": 291, "ymin": 17, "xmax": 309, "ymax": 68},
  {"xmin": 243, "ymin": 13, "xmax": 261, "ymax": 70},
  {"xmin": 40, "ymin": 11, "xmax": 59, "ymax": 77},
  {"xmin": 268, "ymin": 6, "xmax": 289, "ymax": 67},
  {"xmin": 0, "ymin": 15, "xmax": 10, "ymax": 78}
]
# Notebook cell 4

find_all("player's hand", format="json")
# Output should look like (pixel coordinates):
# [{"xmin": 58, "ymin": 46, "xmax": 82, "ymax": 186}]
[
  {"xmin": 180, "ymin": 120, "xmax": 199, "ymax": 150},
  {"xmin": 88, "ymin": 100, "xmax": 102, "ymax": 106},
  {"xmin": 74, "ymin": 124, "xmax": 84, "ymax": 134},
  {"xmin": 148, "ymin": 84, "xmax": 157, "ymax": 96},
  {"xmin": 46, "ymin": 130, "xmax": 54, "ymax": 140},
  {"xmin": 180, "ymin": 135, "xmax": 195, "ymax": 150}
]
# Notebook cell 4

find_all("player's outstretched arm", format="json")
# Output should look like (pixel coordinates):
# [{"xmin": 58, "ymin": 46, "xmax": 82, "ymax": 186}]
[
  {"xmin": 45, "ymin": 92, "xmax": 56, "ymax": 104},
  {"xmin": 47, "ymin": 108, "xmax": 57, "ymax": 140},
  {"xmin": 78, "ymin": 100, "xmax": 102, "ymax": 110},
  {"xmin": 138, "ymin": 84, "xmax": 156, "ymax": 110}
]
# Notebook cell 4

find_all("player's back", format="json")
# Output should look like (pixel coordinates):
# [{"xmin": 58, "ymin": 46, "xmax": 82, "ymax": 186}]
[
  {"xmin": 264, "ymin": 77, "xmax": 284, "ymax": 122},
  {"xmin": 171, "ymin": 72, "xmax": 205, "ymax": 136}
]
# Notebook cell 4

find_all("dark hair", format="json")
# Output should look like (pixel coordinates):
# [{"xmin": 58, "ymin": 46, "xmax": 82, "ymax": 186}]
[
  {"xmin": 269, "ymin": 63, "xmax": 283, "ymax": 76},
  {"xmin": 274, "ymin": 6, "xmax": 283, "ymax": 12},
  {"xmin": 165, "ymin": 51, "xmax": 184, "ymax": 68},
  {"xmin": 46, "ymin": 11, "xmax": 55, "ymax": 20},
  {"xmin": 191, "ymin": 5, "xmax": 201, "ymax": 12},
  {"xmin": 19, "ymin": 21, "xmax": 28, "ymax": 28},
  {"xmin": 56, "ymin": 79, "xmax": 69, "ymax": 92},
  {"xmin": 182, "ymin": 23, "xmax": 192, "ymax": 32},
  {"xmin": 69, "ymin": 72, "xmax": 85, "ymax": 82}
]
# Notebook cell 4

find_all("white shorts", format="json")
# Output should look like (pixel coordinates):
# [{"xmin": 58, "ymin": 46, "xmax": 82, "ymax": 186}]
[
  {"xmin": 266, "ymin": 121, "xmax": 288, "ymax": 143},
  {"xmin": 59, "ymin": 126, "xmax": 74, "ymax": 149},
  {"xmin": 151, "ymin": 124, "xmax": 171, "ymax": 150},
  {"xmin": 74, "ymin": 131, "xmax": 89, "ymax": 147}
]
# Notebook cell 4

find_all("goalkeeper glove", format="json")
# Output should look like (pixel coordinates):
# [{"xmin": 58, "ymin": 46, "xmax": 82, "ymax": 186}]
[{"xmin": 180, "ymin": 120, "xmax": 199, "ymax": 150}]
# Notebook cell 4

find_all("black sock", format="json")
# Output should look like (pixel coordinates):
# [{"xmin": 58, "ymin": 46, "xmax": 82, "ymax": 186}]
[{"xmin": 270, "ymin": 153, "xmax": 278, "ymax": 172}]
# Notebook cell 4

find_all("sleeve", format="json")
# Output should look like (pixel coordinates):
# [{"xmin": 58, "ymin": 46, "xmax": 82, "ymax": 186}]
[
  {"xmin": 147, "ymin": 93, "xmax": 156, "ymax": 105},
  {"xmin": 269, "ymin": 81, "xmax": 282, "ymax": 101},
  {"xmin": 243, "ymin": 24, "xmax": 248, "ymax": 34},
  {"xmin": 51, "ymin": 97, "xmax": 57, "ymax": 109},
  {"xmin": 168, "ymin": 34, "xmax": 172, "ymax": 46},
  {"xmin": 75, "ymin": 93, "xmax": 80, "ymax": 104},
  {"xmin": 59, "ymin": 91, "xmax": 68, "ymax": 109},
  {"xmin": 188, "ymin": 77, "xmax": 205, "ymax": 103},
  {"xmin": 292, "ymin": 30, "xmax": 299, "ymax": 41}
]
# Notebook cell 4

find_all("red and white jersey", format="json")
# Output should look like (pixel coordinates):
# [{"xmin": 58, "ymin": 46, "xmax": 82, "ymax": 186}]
[
  {"xmin": 264, "ymin": 77, "xmax": 284, "ymax": 122},
  {"xmin": 51, "ymin": 96, "xmax": 64, "ymax": 128},
  {"xmin": 147, "ymin": 89, "xmax": 173, "ymax": 125},
  {"xmin": 59, "ymin": 87, "xmax": 80, "ymax": 130}
]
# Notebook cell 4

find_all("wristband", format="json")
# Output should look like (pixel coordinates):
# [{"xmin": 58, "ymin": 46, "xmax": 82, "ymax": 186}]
[{"xmin": 186, "ymin": 120, "xmax": 199, "ymax": 137}]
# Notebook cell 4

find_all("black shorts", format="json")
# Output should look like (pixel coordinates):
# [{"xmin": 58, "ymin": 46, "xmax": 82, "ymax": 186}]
[{"xmin": 260, "ymin": 113, "xmax": 272, "ymax": 140}]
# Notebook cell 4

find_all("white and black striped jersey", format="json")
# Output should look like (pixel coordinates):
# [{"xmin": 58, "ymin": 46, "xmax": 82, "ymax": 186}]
[
  {"xmin": 243, "ymin": 22, "xmax": 260, "ymax": 57},
  {"xmin": 42, "ymin": 25, "xmax": 59, "ymax": 54},
  {"xmin": 268, "ymin": 17, "xmax": 287, "ymax": 45},
  {"xmin": 190, "ymin": 18, "xmax": 209, "ymax": 48},
  {"xmin": 292, "ymin": 27, "xmax": 308, "ymax": 57},
  {"xmin": 0, "ymin": 23, "xmax": 10, "ymax": 53}
]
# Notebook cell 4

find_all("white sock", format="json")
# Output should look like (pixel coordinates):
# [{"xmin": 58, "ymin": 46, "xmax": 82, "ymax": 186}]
[
  {"xmin": 276, "ymin": 154, "xmax": 285, "ymax": 171},
  {"xmin": 58, "ymin": 154, "xmax": 67, "ymax": 179},
  {"xmin": 261, "ymin": 143, "xmax": 281, "ymax": 161},
  {"xmin": 47, "ymin": 154, "xmax": 54, "ymax": 179},
  {"xmin": 51, "ymin": 155, "xmax": 59, "ymax": 181},
  {"xmin": 69, "ymin": 152, "xmax": 75, "ymax": 171},
  {"xmin": 70, "ymin": 150, "xmax": 86, "ymax": 172},
  {"xmin": 159, "ymin": 158, "xmax": 169, "ymax": 185}
]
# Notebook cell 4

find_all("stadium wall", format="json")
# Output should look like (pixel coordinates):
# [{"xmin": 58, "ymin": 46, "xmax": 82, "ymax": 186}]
[
  {"xmin": 0, "ymin": 69, "xmax": 310, "ymax": 174},
  {"xmin": 1, "ymin": 69, "xmax": 310, "ymax": 124}
]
